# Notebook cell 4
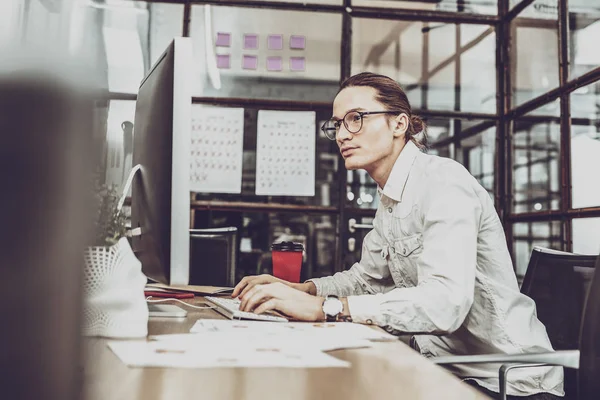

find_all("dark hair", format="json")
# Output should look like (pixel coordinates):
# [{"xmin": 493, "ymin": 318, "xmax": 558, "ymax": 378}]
[{"xmin": 339, "ymin": 72, "xmax": 428, "ymax": 150}]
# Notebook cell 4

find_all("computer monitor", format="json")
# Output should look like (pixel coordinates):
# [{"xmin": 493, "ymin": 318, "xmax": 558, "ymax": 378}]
[{"xmin": 130, "ymin": 37, "xmax": 192, "ymax": 285}]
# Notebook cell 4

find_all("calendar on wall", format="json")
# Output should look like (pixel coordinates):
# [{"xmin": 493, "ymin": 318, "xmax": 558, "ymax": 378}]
[
  {"xmin": 190, "ymin": 106, "xmax": 245, "ymax": 194},
  {"xmin": 256, "ymin": 110, "xmax": 315, "ymax": 196}
]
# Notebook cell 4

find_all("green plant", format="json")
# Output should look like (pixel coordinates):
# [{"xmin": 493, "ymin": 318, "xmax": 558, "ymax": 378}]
[{"xmin": 92, "ymin": 182, "xmax": 127, "ymax": 247}]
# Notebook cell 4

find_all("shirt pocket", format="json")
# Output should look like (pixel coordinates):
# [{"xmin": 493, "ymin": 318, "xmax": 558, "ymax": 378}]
[
  {"xmin": 393, "ymin": 233, "xmax": 422, "ymax": 257},
  {"xmin": 391, "ymin": 203, "xmax": 422, "ymax": 237},
  {"xmin": 392, "ymin": 202, "xmax": 416, "ymax": 220}
]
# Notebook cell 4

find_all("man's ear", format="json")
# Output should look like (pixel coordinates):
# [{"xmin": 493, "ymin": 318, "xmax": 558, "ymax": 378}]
[{"xmin": 392, "ymin": 113, "xmax": 409, "ymax": 138}]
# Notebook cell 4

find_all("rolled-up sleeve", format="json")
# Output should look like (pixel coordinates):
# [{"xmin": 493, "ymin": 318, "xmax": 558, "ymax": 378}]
[
  {"xmin": 348, "ymin": 169, "xmax": 482, "ymax": 334},
  {"xmin": 307, "ymin": 228, "xmax": 394, "ymax": 298}
]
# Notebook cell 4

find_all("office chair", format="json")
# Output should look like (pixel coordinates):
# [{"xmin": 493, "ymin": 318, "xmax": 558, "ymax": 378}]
[
  {"xmin": 433, "ymin": 248, "xmax": 600, "ymax": 400},
  {"xmin": 189, "ymin": 227, "xmax": 238, "ymax": 287},
  {"xmin": 522, "ymin": 249, "xmax": 597, "ymax": 349}
]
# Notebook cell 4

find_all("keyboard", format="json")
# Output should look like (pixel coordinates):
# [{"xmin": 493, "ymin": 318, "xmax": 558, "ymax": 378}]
[{"xmin": 205, "ymin": 296, "xmax": 288, "ymax": 322}]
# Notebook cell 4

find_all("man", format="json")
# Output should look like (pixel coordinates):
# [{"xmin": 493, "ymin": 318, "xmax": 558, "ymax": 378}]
[{"xmin": 232, "ymin": 72, "xmax": 563, "ymax": 399}]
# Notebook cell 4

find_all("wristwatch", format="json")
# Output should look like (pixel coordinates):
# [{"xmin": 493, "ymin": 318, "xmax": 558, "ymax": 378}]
[{"xmin": 322, "ymin": 295, "xmax": 344, "ymax": 322}]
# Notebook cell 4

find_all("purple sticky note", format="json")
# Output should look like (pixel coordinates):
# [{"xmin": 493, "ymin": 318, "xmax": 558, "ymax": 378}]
[
  {"xmin": 242, "ymin": 55, "xmax": 258, "ymax": 70},
  {"xmin": 266, "ymin": 56, "xmax": 282, "ymax": 72},
  {"xmin": 216, "ymin": 54, "xmax": 230, "ymax": 69},
  {"xmin": 290, "ymin": 57, "xmax": 305, "ymax": 72},
  {"xmin": 215, "ymin": 32, "xmax": 230, "ymax": 47},
  {"xmin": 244, "ymin": 34, "xmax": 258, "ymax": 49},
  {"xmin": 268, "ymin": 34, "xmax": 283, "ymax": 50},
  {"xmin": 290, "ymin": 35, "xmax": 305, "ymax": 50}
]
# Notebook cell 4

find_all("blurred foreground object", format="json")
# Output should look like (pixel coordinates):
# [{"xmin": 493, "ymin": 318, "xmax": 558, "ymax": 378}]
[{"xmin": 0, "ymin": 54, "xmax": 95, "ymax": 400}]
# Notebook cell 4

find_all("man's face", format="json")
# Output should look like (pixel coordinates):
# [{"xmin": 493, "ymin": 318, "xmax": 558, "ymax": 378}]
[{"xmin": 332, "ymin": 86, "xmax": 399, "ymax": 171}]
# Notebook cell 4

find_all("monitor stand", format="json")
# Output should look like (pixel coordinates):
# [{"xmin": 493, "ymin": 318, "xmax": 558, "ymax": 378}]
[{"xmin": 148, "ymin": 304, "xmax": 187, "ymax": 318}]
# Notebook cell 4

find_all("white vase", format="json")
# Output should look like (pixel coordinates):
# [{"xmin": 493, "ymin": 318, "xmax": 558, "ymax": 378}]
[{"xmin": 82, "ymin": 237, "xmax": 148, "ymax": 338}]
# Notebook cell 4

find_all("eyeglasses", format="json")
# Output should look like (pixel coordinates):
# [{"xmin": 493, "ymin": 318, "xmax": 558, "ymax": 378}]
[{"xmin": 321, "ymin": 110, "xmax": 402, "ymax": 141}]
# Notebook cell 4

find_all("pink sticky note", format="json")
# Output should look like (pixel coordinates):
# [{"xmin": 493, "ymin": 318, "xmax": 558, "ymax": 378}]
[
  {"xmin": 268, "ymin": 34, "xmax": 283, "ymax": 50},
  {"xmin": 290, "ymin": 35, "xmax": 305, "ymax": 50},
  {"xmin": 215, "ymin": 32, "xmax": 230, "ymax": 47},
  {"xmin": 290, "ymin": 57, "xmax": 305, "ymax": 72},
  {"xmin": 242, "ymin": 55, "xmax": 258, "ymax": 70},
  {"xmin": 266, "ymin": 56, "xmax": 282, "ymax": 72},
  {"xmin": 244, "ymin": 34, "xmax": 258, "ymax": 49},
  {"xmin": 216, "ymin": 54, "xmax": 230, "ymax": 69}
]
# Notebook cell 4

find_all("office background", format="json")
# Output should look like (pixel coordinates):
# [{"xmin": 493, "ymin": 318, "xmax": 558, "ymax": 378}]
[{"xmin": 3, "ymin": 0, "xmax": 599, "ymax": 284}]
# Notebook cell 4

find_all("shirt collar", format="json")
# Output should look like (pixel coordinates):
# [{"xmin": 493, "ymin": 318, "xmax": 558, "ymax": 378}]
[{"xmin": 378, "ymin": 140, "xmax": 420, "ymax": 202}]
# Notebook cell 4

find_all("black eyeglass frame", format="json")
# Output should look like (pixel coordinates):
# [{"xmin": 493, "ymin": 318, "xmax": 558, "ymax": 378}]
[{"xmin": 320, "ymin": 110, "xmax": 403, "ymax": 140}]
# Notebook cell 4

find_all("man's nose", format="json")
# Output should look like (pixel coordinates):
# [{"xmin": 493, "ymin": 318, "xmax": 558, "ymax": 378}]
[{"xmin": 336, "ymin": 123, "xmax": 353, "ymax": 143}]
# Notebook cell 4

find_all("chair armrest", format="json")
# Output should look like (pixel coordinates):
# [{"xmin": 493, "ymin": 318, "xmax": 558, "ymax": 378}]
[
  {"xmin": 431, "ymin": 349, "xmax": 579, "ymax": 369},
  {"xmin": 499, "ymin": 363, "xmax": 549, "ymax": 400}
]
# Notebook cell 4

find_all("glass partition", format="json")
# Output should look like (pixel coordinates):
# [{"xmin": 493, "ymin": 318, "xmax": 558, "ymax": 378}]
[
  {"xmin": 95, "ymin": 1, "xmax": 150, "ymax": 94},
  {"xmin": 352, "ymin": 0, "xmax": 498, "ymax": 15},
  {"xmin": 512, "ymin": 102, "xmax": 561, "ymax": 213},
  {"xmin": 569, "ymin": 5, "xmax": 600, "ymax": 80},
  {"xmin": 352, "ymin": 18, "xmax": 496, "ymax": 113},
  {"xmin": 511, "ymin": 0, "xmax": 559, "ymax": 106},
  {"xmin": 193, "ymin": 210, "xmax": 339, "ymax": 281},
  {"xmin": 572, "ymin": 217, "xmax": 600, "ymax": 255},
  {"xmin": 193, "ymin": 106, "xmax": 340, "ymax": 207},
  {"xmin": 189, "ymin": 5, "xmax": 342, "ymax": 102},
  {"xmin": 149, "ymin": 3, "xmax": 184, "ymax": 65},
  {"xmin": 461, "ymin": 126, "xmax": 496, "ymax": 197},
  {"xmin": 571, "ymin": 81, "xmax": 600, "ymax": 209},
  {"xmin": 0, "ymin": 0, "xmax": 24, "ymax": 47},
  {"xmin": 260, "ymin": 0, "xmax": 341, "ymax": 3},
  {"xmin": 96, "ymin": 100, "xmax": 137, "ymax": 189}
]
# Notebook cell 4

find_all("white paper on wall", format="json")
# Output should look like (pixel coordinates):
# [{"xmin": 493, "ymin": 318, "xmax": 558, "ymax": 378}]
[
  {"xmin": 190, "ymin": 106, "xmax": 245, "ymax": 193},
  {"xmin": 256, "ymin": 110, "xmax": 316, "ymax": 196}
]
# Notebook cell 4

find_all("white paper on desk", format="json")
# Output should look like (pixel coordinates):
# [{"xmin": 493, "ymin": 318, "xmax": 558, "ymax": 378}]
[
  {"xmin": 190, "ymin": 106, "xmax": 245, "ymax": 194},
  {"xmin": 108, "ymin": 340, "xmax": 349, "ymax": 368},
  {"xmin": 190, "ymin": 320, "xmax": 396, "ymax": 341},
  {"xmin": 256, "ymin": 110, "xmax": 315, "ymax": 196},
  {"xmin": 149, "ymin": 332, "xmax": 373, "ymax": 353}
]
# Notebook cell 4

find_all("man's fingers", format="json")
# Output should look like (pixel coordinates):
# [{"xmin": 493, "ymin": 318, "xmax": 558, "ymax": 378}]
[
  {"xmin": 232, "ymin": 276, "xmax": 255, "ymax": 298},
  {"xmin": 243, "ymin": 287, "xmax": 271, "ymax": 312},
  {"xmin": 231, "ymin": 281, "xmax": 246, "ymax": 298},
  {"xmin": 254, "ymin": 298, "xmax": 279, "ymax": 315},
  {"xmin": 239, "ymin": 281, "xmax": 260, "ymax": 299},
  {"xmin": 233, "ymin": 276, "xmax": 261, "ymax": 298},
  {"xmin": 234, "ymin": 275, "xmax": 280, "ymax": 298},
  {"xmin": 239, "ymin": 276, "xmax": 273, "ymax": 298},
  {"xmin": 239, "ymin": 284, "xmax": 262, "ymax": 311}
]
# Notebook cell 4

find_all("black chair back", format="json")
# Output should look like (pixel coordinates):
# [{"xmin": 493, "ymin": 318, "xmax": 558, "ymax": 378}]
[
  {"xmin": 578, "ymin": 253, "xmax": 600, "ymax": 400},
  {"xmin": 521, "ymin": 247, "xmax": 597, "ymax": 398}
]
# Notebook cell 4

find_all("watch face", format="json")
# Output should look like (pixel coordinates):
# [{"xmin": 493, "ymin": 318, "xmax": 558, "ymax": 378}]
[{"xmin": 323, "ymin": 297, "xmax": 343, "ymax": 316}]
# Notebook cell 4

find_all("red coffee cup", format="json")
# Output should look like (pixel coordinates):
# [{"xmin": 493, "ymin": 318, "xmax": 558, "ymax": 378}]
[{"xmin": 271, "ymin": 241, "xmax": 304, "ymax": 283}]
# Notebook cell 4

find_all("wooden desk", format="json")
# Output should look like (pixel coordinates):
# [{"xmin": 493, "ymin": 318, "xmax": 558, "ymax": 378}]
[{"xmin": 83, "ymin": 298, "xmax": 489, "ymax": 400}]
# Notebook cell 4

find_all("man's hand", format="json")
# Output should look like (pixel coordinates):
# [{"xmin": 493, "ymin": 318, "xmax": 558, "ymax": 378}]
[
  {"xmin": 232, "ymin": 274, "xmax": 315, "ymax": 298},
  {"xmin": 232, "ymin": 274, "xmax": 289, "ymax": 298},
  {"xmin": 239, "ymin": 282, "xmax": 325, "ymax": 322}
]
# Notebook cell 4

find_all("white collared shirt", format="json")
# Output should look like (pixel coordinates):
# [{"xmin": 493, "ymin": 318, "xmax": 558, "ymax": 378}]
[{"xmin": 308, "ymin": 141, "xmax": 564, "ymax": 396}]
